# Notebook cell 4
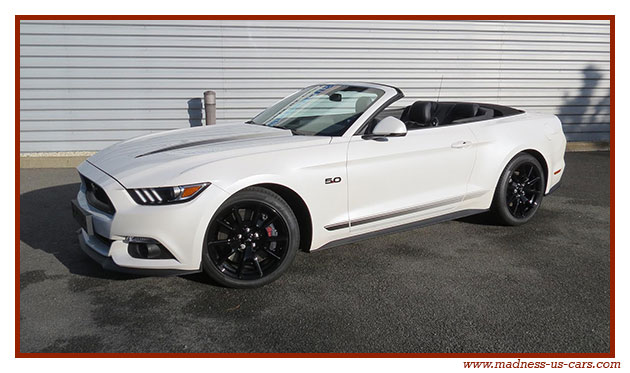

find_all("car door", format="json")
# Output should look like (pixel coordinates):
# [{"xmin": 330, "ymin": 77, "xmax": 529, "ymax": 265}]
[{"xmin": 346, "ymin": 124, "xmax": 477, "ymax": 233}]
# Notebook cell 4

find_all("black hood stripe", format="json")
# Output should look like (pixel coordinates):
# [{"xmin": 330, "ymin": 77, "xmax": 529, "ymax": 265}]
[{"xmin": 135, "ymin": 132, "xmax": 286, "ymax": 158}]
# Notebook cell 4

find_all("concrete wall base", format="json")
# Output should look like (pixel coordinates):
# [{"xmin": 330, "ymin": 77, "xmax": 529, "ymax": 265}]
[{"xmin": 20, "ymin": 152, "xmax": 96, "ymax": 169}]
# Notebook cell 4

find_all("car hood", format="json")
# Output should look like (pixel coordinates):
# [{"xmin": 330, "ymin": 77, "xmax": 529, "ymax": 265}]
[{"xmin": 86, "ymin": 122, "xmax": 331, "ymax": 188}]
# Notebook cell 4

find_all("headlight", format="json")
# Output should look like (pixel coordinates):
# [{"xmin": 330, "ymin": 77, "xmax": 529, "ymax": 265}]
[{"xmin": 128, "ymin": 183, "xmax": 210, "ymax": 205}]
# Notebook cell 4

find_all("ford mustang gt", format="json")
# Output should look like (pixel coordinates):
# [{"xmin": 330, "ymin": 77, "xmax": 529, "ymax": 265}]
[{"xmin": 72, "ymin": 82, "xmax": 566, "ymax": 288}]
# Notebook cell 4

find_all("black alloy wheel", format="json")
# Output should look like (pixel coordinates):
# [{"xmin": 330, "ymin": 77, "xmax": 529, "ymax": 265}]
[
  {"xmin": 202, "ymin": 187, "xmax": 300, "ymax": 288},
  {"xmin": 506, "ymin": 162, "xmax": 544, "ymax": 219},
  {"xmin": 491, "ymin": 153, "xmax": 546, "ymax": 226}
]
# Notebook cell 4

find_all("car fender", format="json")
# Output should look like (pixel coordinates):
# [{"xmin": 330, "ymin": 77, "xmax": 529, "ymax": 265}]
[
  {"xmin": 467, "ymin": 112, "xmax": 558, "ymax": 205},
  {"xmin": 494, "ymin": 145, "xmax": 551, "ymax": 192}
]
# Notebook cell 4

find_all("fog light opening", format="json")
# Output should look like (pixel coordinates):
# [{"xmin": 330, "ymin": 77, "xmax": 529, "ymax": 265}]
[
  {"xmin": 126, "ymin": 237, "xmax": 175, "ymax": 260},
  {"xmin": 145, "ymin": 243, "xmax": 162, "ymax": 259}
]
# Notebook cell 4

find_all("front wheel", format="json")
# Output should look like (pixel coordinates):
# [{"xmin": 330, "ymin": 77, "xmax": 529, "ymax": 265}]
[
  {"xmin": 490, "ymin": 153, "xmax": 546, "ymax": 226},
  {"xmin": 201, "ymin": 187, "xmax": 300, "ymax": 288}
]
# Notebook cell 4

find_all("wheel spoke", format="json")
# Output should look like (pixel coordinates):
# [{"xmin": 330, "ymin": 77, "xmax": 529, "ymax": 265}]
[
  {"xmin": 525, "ymin": 176, "xmax": 540, "ymax": 186},
  {"xmin": 507, "ymin": 193, "xmax": 518, "ymax": 204},
  {"xmin": 512, "ymin": 198, "xmax": 521, "ymax": 214},
  {"xmin": 527, "ymin": 165, "xmax": 534, "ymax": 179},
  {"xmin": 263, "ymin": 248, "xmax": 281, "ymax": 260},
  {"xmin": 260, "ymin": 215, "xmax": 277, "ymax": 228},
  {"xmin": 251, "ymin": 205, "xmax": 261, "ymax": 225},
  {"xmin": 523, "ymin": 185, "xmax": 538, "ymax": 193},
  {"xmin": 253, "ymin": 257, "xmax": 264, "ymax": 278},
  {"xmin": 236, "ymin": 252, "xmax": 246, "ymax": 278},
  {"xmin": 218, "ymin": 219, "xmax": 235, "ymax": 231},
  {"xmin": 231, "ymin": 208, "xmax": 244, "ymax": 228},
  {"xmin": 208, "ymin": 239, "xmax": 229, "ymax": 246},
  {"xmin": 261, "ymin": 235, "xmax": 287, "ymax": 243}
]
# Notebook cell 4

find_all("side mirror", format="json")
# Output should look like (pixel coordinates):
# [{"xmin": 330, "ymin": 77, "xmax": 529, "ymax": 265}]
[{"xmin": 369, "ymin": 116, "xmax": 407, "ymax": 138}]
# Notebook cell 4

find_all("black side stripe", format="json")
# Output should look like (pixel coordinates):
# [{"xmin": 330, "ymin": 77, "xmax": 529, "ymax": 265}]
[
  {"xmin": 323, "ymin": 222, "xmax": 350, "ymax": 231},
  {"xmin": 324, "ymin": 191, "xmax": 486, "ymax": 231},
  {"xmin": 317, "ymin": 209, "xmax": 488, "ymax": 251},
  {"xmin": 349, "ymin": 196, "xmax": 462, "ymax": 228}
]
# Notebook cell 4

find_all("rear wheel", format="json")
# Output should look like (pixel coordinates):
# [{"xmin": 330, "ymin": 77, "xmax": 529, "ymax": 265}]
[
  {"xmin": 202, "ymin": 187, "xmax": 300, "ymax": 288},
  {"xmin": 490, "ymin": 153, "xmax": 546, "ymax": 226}
]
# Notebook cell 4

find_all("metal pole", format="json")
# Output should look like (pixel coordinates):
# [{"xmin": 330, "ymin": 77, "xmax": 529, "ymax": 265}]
[{"xmin": 203, "ymin": 90, "xmax": 216, "ymax": 125}]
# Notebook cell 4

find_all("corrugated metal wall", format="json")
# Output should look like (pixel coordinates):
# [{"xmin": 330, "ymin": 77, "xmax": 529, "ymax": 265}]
[{"xmin": 19, "ymin": 19, "xmax": 611, "ymax": 152}]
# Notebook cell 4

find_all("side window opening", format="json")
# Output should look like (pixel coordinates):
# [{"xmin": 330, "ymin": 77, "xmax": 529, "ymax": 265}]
[{"xmin": 369, "ymin": 100, "xmax": 524, "ymax": 131}]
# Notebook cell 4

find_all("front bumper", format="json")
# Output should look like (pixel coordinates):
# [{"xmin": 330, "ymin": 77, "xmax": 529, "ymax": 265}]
[
  {"xmin": 73, "ymin": 160, "xmax": 230, "ymax": 274},
  {"xmin": 77, "ymin": 229, "xmax": 200, "ymax": 276}
]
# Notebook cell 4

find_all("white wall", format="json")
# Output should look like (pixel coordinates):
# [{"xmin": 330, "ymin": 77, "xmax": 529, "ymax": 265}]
[{"xmin": 19, "ymin": 20, "xmax": 611, "ymax": 152}]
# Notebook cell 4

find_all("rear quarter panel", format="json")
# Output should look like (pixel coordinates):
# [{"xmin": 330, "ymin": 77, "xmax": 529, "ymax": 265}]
[{"xmin": 465, "ymin": 112, "xmax": 566, "ymax": 210}]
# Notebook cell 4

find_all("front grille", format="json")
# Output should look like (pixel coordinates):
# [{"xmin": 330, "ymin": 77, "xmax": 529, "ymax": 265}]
[{"xmin": 81, "ymin": 175, "xmax": 116, "ymax": 215}]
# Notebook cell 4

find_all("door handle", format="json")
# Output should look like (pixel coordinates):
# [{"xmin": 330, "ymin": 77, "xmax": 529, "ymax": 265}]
[{"xmin": 451, "ymin": 140, "xmax": 473, "ymax": 149}]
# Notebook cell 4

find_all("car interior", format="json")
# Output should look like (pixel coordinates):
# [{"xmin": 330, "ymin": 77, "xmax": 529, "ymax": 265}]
[{"xmin": 372, "ymin": 100, "xmax": 524, "ymax": 131}]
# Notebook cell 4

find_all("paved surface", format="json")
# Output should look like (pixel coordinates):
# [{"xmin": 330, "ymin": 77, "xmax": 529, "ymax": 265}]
[{"xmin": 19, "ymin": 152, "xmax": 611, "ymax": 353}]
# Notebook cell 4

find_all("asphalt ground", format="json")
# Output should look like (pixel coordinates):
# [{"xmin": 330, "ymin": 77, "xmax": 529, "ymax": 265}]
[{"xmin": 19, "ymin": 151, "xmax": 611, "ymax": 353}]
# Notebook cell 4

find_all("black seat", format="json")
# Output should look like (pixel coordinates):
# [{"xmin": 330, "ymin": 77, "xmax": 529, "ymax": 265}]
[
  {"xmin": 403, "ymin": 101, "xmax": 437, "ymax": 128},
  {"xmin": 475, "ymin": 107, "xmax": 494, "ymax": 121},
  {"xmin": 447, "ymin": 103, "xmax": 480, "ymax": 124}
]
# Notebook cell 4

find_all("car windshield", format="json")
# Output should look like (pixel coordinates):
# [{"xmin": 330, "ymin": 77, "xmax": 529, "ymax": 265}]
[{"xmin": 248, "ymin": 84, "xmax": 385, "ymax": 136}]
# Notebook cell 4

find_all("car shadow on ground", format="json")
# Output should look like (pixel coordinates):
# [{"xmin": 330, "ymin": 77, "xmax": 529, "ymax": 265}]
[
  {"xmin": 19, "ymin": 182, "xmax": 140, "ymax": 281},
  {"xmin": 456, "ymin": 211, "xmax": 499, "ymax": 226}
]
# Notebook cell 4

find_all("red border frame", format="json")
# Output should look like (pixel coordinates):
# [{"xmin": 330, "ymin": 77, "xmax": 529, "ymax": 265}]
[{"xmin": 15, "ymin": 14, "xmax": 615, "ymax": 358}]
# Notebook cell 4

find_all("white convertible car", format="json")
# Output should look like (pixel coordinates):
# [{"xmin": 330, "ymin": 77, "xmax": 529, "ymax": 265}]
[{"xmin": 72, "ymin": 82, "xmax": 566, "ymax": 288}]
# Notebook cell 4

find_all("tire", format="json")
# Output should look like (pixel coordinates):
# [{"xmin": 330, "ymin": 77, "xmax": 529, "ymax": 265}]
[
  {"xmin": 490, "ymin": 153, "xmax": 546, "ymax": 226},
  {"xmin": 201, "ymin": 187, "xmax": 300, "ymax": 288}
]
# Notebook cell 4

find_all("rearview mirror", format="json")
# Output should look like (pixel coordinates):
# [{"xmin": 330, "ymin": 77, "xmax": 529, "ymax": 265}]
[
  {"xmin": 370, "ymin": 116, "xmax": 407, "ymax": 137},
  {"xmin": 328, "ymin": 93, "xmax": 342, "ymax": 102}
]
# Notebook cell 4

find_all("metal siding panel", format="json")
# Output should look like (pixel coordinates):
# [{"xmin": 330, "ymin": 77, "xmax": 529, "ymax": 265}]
[
  {"xmin": 21, "ymin": 120, "xmax": 190, "ymax": 131},
  {"xmin": 19, "ymin": 79, "xmax": 611, "ymax": 90},
  {"xmin": 21, "ymin": 68, "xmax": 612, "ymax": 80},
  {"xmin": 21, "ymin": 35, "xmax": 612, "ymax": 53},
  {"xmin": 19, "ymin": 98, "xmax": 612, "ymax": 111},
  {"xmin": 20, "ymin": 88, "xmax": 611, "ymax": 101},
  {"xmin": 20, "ymin": 20, "xmax": 610, "ymax": 32},
  {"xmin": 20, "ymin": 57, "xmax": 612, "ymax": 71},
  {"xmin": 19, "ymin": 27, "xmax": 611, "ymax": 44},
  {"xmin": 19, "ymin": 20, "xmax": 611, "ymax": 151},
  {"xmin": 19, "ymin": 46, "xmax": 609, "ymax": 61}
]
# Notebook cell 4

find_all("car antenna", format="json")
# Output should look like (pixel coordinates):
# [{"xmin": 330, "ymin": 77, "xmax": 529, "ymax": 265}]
[{"xmin": 436, "ymin": 75, "xmax": 444, "ymax": 102}]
